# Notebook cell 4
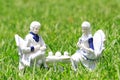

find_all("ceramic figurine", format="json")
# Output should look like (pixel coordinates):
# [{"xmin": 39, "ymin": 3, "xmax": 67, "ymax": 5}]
[
  {"xmin": 71, "ymin": 21, "xmax": 105, "ymax": 71},
  {"xmin": 15, "ymin": 21, "xmax": 48, "ymax": 72}
]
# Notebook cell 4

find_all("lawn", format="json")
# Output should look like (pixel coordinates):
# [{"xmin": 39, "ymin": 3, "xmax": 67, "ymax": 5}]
[{"xmin": 0, "ymin": 0, "xmax": 120, "ymax": 80}]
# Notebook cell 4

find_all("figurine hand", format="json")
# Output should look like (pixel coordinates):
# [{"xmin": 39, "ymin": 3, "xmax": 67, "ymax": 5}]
[
  {"xmin": 34, "ymin": 45, "xmax": 40, "ymax": 50},
  {"xmin": 88, "ymin": 48, "xmax": 94, "ymax": 53},
  {"xmin": 40, "ymin": 46, "xmax": 46, "ymax": 51},
  {"xmin": 80, "ymin": 44, "xmax": 94, "ymax": 53},
  {"xmin": 77, "ymin": 42, "xmax": 81, "ymax": 48},
  {"xmin": 77, "ymin": 43, "xmax": 83, "ymax": 48},
  {"xmin": 77, "ymin": 39, "xmax": 82, "ymax": 47}
]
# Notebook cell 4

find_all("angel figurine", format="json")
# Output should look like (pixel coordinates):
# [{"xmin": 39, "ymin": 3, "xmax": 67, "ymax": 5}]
[
  {"xmin": 15, "ymin": 21, "xmax": 48, "ymax": 72},
  {"xmin": 71, "ymin": 21, "xmax": 105, "ymax": 71}
]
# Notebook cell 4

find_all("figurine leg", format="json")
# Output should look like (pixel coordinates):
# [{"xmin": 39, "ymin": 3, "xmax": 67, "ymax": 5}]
[
  {"xmin": 41, "ymin": 54, "xmax": 48, "ymax": 69},
  {"xmin": 71, "ymin": 50, "xmax": 83, "ymax": 71},
  {"xmin": 30, "ymin": 50, "xmax": 48, "ymax": 68},
  {"xmin": 81, "ymin": 60, "xmax": 96, "ymax": 71},
  {"xmin": 18, "ymin": 62, "xmax": 25, "ymax": 76},
  {"xmin": 71, "ymin": 58, "xmax": 78, "ymax": 71},
  {"xmin": 37, "ymin": 56, "xmax": 48, "ymax": 69},
  {"xmin": 71, "ymin": 53, "xmax": 80, "ymax": 71},
  {"xmin": 30, "ymin": 50, "xmax": 44, "ymax": 60},
  {"xmin": 19, "ymin": 62, "xmax": 25, "ymax": 70},
  {"xmin": 88, "ymin": 61, "xmax": 96, "ymax": 71},
  {"xmin": 21, "ymin": 55, "xmax": 31, "ymax": 66}
]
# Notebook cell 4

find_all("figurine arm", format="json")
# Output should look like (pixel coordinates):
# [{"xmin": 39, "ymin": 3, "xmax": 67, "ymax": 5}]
[
  {"xmin": 21, "ymin": 43, "xmax": 41, "ymax": 53},
  {"xmin": 22, "ymin": 35, "xmax": 41, "ymax": 53},
  {"xmin": 40, "ymin": 45, "xmax": 46, "ymax": 51},
  {"xmin": 80, "ymin": 38, "xmax": 94, "ymax": 53},
  {"xmin": 77, "ymin": 38, "xmax": 82, "ymax": 48},
  {"xmin": 39, "ymin": 36, "xmax": 46, "ymax": 51},
  {"xmin": 80, "ymin": 44, "xmax": 94, "ymax": 53}
]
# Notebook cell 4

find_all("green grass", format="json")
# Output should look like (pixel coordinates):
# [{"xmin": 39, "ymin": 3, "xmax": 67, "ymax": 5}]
[{"xmin": 0, "ymin": 0, "xmax": 120, "ymax": 79}]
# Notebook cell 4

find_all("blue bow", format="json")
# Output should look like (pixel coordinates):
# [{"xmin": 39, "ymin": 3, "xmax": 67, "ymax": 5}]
[{"xmin": 30, "ymin": 32, "xmax": 39, "ymax": 42}]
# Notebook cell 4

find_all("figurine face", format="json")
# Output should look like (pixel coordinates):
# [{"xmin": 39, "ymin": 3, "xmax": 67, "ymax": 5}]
[
  {"xmin": 32, "ymin": 26, "xmax": 40, "ymax": 34},
  {"xmin": 30, "ymin": 21, "xmax": 41, "ymax": 34},
  {"xmin": 82, "ymin": 27, "xmax": 89, "ymax": 34},
  {"xmin": 81, "ymin": 21, "xmax": 91, "ymax": 34}
]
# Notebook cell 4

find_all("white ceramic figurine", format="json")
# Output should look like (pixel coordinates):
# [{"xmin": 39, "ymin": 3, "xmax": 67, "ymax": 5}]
[
  {"xmin": 15, "ymin": 21, "xmax": 48, "ymax": 72},
  {"xmin": 71, "ymin": 21, "xmax": 105, "ymax": 71}
]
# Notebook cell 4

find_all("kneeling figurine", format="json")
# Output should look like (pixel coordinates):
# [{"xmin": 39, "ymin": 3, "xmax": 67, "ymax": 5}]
[{"xmin": 71, "ymin": 21, "xmax": 105, "ymax": 71}]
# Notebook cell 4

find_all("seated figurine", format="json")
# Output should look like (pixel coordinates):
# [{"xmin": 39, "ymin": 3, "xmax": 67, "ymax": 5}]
[
  {"xmin": 15, "ymin": 21, "xmax": 48, "ymax": 72},
  {"xmin": 71, "ymin": 21, "xmax": 105, "ymax": 71}
]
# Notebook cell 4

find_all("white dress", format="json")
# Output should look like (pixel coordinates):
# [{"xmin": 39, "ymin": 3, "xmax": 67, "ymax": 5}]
[{"xmin": 71, "ymin": 30, "xmax": 105, "ymax": 71}]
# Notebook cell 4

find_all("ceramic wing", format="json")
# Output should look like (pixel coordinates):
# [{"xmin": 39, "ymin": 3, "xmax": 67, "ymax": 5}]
[
  {"xmin": 15, "ymin": 34, "xmax": 26, "ymax": 55},
  {"xmin": 93, "ymin": 30, "xmax": 105, "ymax": 57}
]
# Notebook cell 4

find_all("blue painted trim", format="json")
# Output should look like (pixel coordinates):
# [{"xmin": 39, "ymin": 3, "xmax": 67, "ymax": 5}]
[
  {"xmin": 30, "ymin": 32, "xmax": 39, "ymax": 42},
  {"xmin": 31, "ymin": 46, "xmax": 34, "ymax": 52},
  {"xmin": 88, "ymin": 38, "xmax": 94, "ymax": 50}
]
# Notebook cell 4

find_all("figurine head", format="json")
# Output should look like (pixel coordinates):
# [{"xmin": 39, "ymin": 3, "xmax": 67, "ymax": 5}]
[
  {"xmin": 30, "ymin": 21, "xmax": 41, "ymax": 34},
  {"xmin": 81, "ymin": 21, "xmax": 91, "ymax": 34}
]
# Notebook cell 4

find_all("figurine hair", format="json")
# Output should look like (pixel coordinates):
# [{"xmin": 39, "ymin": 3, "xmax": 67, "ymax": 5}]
[
  {"xmin": 30, "ymin": 21, "xmax": 41, "ymax": 31},
  {"xmin": 81, "ymin": 21, "xmax": 90, "ymax": 28}
]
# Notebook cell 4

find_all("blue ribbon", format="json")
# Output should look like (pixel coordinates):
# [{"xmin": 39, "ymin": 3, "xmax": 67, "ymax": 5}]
[
  {"xmin": 88, "ymin": 38, "xmax": 94, "ymax": 50},
  {"xmin": 30, "ymin": 32, "xmax": 39, "ymax": 42}
]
